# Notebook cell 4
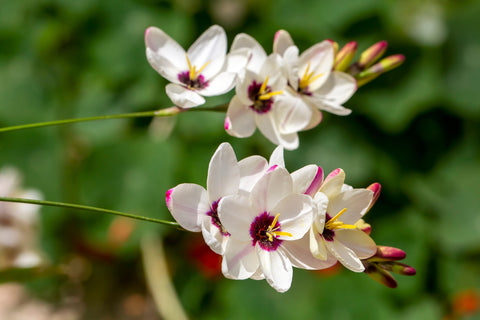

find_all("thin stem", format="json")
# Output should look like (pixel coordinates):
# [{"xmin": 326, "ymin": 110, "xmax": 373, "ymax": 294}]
[{"xmin": 0, "ymin": 196, "xmax": 180, "ymax": 228}]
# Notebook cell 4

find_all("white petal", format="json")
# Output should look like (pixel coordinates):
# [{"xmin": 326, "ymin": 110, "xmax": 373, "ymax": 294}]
[
  {"xmin": 291, "ymin": 165, "xmax": 318, "ymax": 194},
  {"xmin": 165, "ymin": 83, "xmax": 205, "ymax": 108},
  {"xmin": 238, "ymin": 155, "xmax": 268, "ymax": 193},
  {"xmin": 145, "ymin": 27, "xmax": 186, "ymax": 83},
  {"xmin": 303, "ymin": 108, "xmax": 323, "ymax": 130},
  {"xmin": 255, "ymin": 113, "xmax": 299, "ymax": 150},
  {"xmin": 312, "ymin": 71, "xmax": 357, "ymax": 105},
  {"xmin": 225, "ymin": 48, "xmax": 250, "ymax": 74},
  {"xmin": 201, "ymin": 221, "xmax": 229, "ymax": 255},
  {"xmin": 257, "ymin": 247, "xmax": 293, "ymax": 293},
  {"xmin": 328, "ymin": 189, "xmax": 373, "ymax": 224},
  {"xmin": 231, "ymin": 33, "xmax": 267, "ymax": 73},
  {"xmin": 304, "ymin": 166, "xmax": 324, "ymax": 197},
  {"xmin": 319, "ymin": 168, "xmax": 345, "ymax": 199},
  {"xmin": 207, "ymin": 143, "xmax": 240, "ymax": 203},
  {"xmin": 199, "ymin": 72, "xmax": 236, "ymax": 96},
  {"xmin": 325, "ymin": 239, "xmax": 365, "ymax": 272},
  {"xmin": 306, "ymin": 94, "xmax": 352, "ymax": 116},
  {"xmin": 222, "ymin": 238, "xmax": 258, "ymax": 279},
  {"xmin": 313, "ymin": 192, "xmax": 328, "ymax": 233},
  {"xmin": 218, "ymin": 195, "xmax": 255, "ymax": 241},
  {"xmin": 298, "ymin": 41, "xmax": 334, "ymax": 91},
  {"xmin": 250, "ymin": 168, "xmax": 292, "ymax": 214},
  {"xmin": 268, "ymin": 145, "xmax": 285, "ymax": 168},
  {"xmin": 235, "ymin": 69, "xmax": 256, "ymax": 105},
  {"xmin": 283, "ymin": 46, "xmax": 300, "ymax": 91},
  {"xmin": 259, "ymin": 54, "xmax": 286, "ymax": 89},
  {"xmin": 250, "ymin": 268, "xmax": 265, "ymax": 280},
  {"xmin": 309, "ymin": 227, "xmax": 329, "ymax": 260},
  {"xmin": 187, "ymin": 25, "xmax": 226, "ymax": 79},
  {"xmin": 275, "ymin": 92, "xmax": 312, "ymax": 134},
  {"xmin": 225, "ymin": 95, "xmax": 256, "ymax": 138},
  {"xmin": 283, "ymin": 232, "xmax": 337, "ymax": 269},
  {"xmin": 273, "ymin": 29, "xmax": 295, "ymax": 55},
  {"xmin": 166, "ymin": 184, "xmax": 209, "ymax": 232},
  {"xmin": 335, "ymin": 229, "xmax": 377, "ymax": 259},
  {"xmin": 273, "ymin": 194, "xmax": 314, "ymax": 240}
]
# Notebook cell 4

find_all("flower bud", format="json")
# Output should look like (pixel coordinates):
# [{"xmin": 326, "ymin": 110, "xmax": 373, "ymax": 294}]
[
  {"xmin": 334, "ymin": 41, "xmax": 357, "ymax": 72},
  {"xmin": 366, "ymin": 182, "xmax": 381, "ymax": 212},
  {"xmin": 363, "ymin": 261, "xmax": 398, "ymax": 288},
  {"xmin": 381, "ymin": 261, "xmax": 417, "ymax": 276},
  {"xmin": 368, "ymin": 246, "xmax": 406, "ymax": 262},
  {"xmin": 356, "ymin": 54, "xmax": 405, "ymax": 86},
  {"xmin": 358, "ymin": 40, "xmax": 388, "ymax": 69}
]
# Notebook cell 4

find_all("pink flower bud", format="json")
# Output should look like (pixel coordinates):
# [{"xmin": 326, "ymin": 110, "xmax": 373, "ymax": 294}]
[
  {"xmin": 334, "ymin": 41, "xmax": 358, "ymax": 72},
  {"xmin": 358, "ymin": 40, "xmax": 388, "ymax": 69}
]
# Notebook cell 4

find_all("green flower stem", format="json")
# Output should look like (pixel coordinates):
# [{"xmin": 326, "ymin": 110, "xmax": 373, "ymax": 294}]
[
  {"xmin": 0, "ymin": 196, "xmax": 180, "ymax": 228},
  {"xmin": 0, "ymin": 104, "xmax": 228, "ymax": 133}
]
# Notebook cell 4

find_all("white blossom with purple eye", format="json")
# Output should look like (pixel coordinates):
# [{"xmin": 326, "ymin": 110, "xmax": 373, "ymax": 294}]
[
  {"xmin": 165, "ymin": 143, "xmax": 240, "ymax": 255},
  {"xmin": 145, "ymin": 25, "xmax": 242, "ymax": 108},
  {"xmin": 218, "ymin": 168, "xmax": 314, "ymax": 292},
  {"xmin": 273, "ymin": 30, "xmax": 357, "ymax": 125},
  {"xmin": 307, "ymin": 168, "xmax": 377, "ymax": 272}
]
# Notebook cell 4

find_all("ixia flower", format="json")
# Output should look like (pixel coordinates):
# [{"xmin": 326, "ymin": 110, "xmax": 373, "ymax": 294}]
[
  {"xmin": 273, "ymin": 30, "xmax": 357, "ymax": 119},
  {"xmin": 145, "ymin": 25, "xmax": 241, "ymax": 108},
  {"xmin": 166, "ymin": 143, "xmax": 240, "ymax": 255},
  {"xmin": 308, "ymin": 168, "xmax": 377, "ymax": 272},
  {"xmin": 0, "ymin": 167, "xmax": 43, "ymax": 269},
  {"xmin": 218, "ymin": 168, "xmax": 315, "ymax": 292}
]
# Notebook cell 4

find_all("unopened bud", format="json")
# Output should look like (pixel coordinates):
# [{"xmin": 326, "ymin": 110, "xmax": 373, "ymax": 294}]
[
  {"xmin": 363, "ymin": 261, "xmax": 398, "ymax": 288},
  {"xmin": 356, "ymin": 54, "xmax": 405, "ymax": 87},
  {"xmin": 355, "ymin": 219, "xmax": 371, "ymax": 235},
  {"xmin": 334, "ymin": 41, "xmax": 357, "ymax": 72},
  {"xmin": 369, "ymin": 246, "xmax": 406, "ymax": 262},
  {"xmin": 358, "ymin": 40, "xmax": 388, "ymax": 69},
  {"xmin": 381, "ymin": 261, "xmax": 417, "ymax": 276}
]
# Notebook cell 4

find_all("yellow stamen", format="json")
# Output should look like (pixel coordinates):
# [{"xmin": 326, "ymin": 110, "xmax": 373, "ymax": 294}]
[
  {"xmin": 258, "ymin": 91, "xmax": 283, "ymax": 100},
  {"xmin": 185, "ymin": 53, "xmax": 210, "ymax": 81},
  {"xmin": 325, "ymin": 208, "xmax": 357, "ymax": 230},
  {"xmin": 266, "ymin": 213, "xmax": 293, "ymax": 242},
  {"xmin": 299, "ymin": 61, "xmax": 324, "ymax": 90},
  {"xmin": 259, "ymin": 76, "xmax": 269, "ymax": 94}
]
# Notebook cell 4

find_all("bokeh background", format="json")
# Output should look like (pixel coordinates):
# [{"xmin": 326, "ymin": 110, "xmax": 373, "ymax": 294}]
[{"xmin": 1, "ymin": 0, "xmax": 480, "ymax": 319}]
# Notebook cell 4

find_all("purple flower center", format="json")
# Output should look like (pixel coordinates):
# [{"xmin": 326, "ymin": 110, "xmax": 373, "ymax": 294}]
[
  {"xmin": 248, "ymin": 80, "xmax": 274, "ymax": 114},
  {"xmin": 322, "ymin": 213, "xmax": 335, "ymax": 241},
  {"xmin": 295, "ymin": 80, "xmax": 313, "ymax": 96},
  {"xmin": 249, "ymin": 212, "xmax": 282, "ymax": 251},
  {"xmin": 207, "ymin": 200, "xmax": 230, "ymax": 236},
  {"xmin": 178, "ymin": 71, "xmax": 209, "ymax": 90}
]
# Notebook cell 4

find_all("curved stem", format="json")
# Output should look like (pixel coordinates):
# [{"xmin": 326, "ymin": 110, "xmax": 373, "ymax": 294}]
[{"xmin": 0, "ymin": 196, "xmax": 180, "ymax": 228}]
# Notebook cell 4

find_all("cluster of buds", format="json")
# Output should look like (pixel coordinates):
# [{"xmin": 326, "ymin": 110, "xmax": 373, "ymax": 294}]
[
  {"xmin": 145, "ymin": 25, "xmax": 403, "ymax": 150},
  {"xmin": 165, "ymin": 143, "xmax": 415, "ymax": 292},
  {"xmin": 334, "ymin": 40, "xmax": 405, "ymax": 87},
  {"xmin": 0, "ymin": 167, "xmax": 43, "ymax": 269}
]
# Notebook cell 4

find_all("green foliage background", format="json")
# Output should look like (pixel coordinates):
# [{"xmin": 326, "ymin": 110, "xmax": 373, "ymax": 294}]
[{"xmin": 1, "ymin": 0, "xmax": 480, "ymax": 319}]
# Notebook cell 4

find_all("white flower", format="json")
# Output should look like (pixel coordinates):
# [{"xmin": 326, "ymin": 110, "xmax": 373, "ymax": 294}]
[
  {"xmin": 166, "ymin": 143, "xmax": 240, "ymax": 255},
  {"xmin": 308, "ymin": 168, "xmax": 377, "ymax": 272},
  {"xmin": 273, "ymin": 30, "xmax": 357, "ymax": 121},
  {"xmin": 145, "ymin": 25, "xmax": 242, "ymax": 108},
  {"xmin": 0, "ymin": 167, "xmax": 43, "ymax": 269},
  {"xmin": 218, "ymin": 168, "xmax": 315, "ymax": 292}
]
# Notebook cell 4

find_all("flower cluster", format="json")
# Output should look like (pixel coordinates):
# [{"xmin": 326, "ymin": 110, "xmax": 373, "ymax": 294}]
[
  {"xmin": 0, "ymin": 167, "xmax": 43, "ymax": 269},
  {"xmin": 145, "ymin": 25, "xmax": 403, "ymax": 150},
  {"xmin": 166, "ymin": 143, "xmax": 414, "ymax": 292}
]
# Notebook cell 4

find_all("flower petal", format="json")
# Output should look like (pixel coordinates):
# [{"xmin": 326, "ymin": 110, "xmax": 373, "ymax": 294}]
[
  {"xmin": 201, "ymin": 221, "xmax": 229, "ymax": 255},
  {"xmin": 309, "ymin": 227, "xmax": 329, "ymax": 260},
  {"xmin": 306, "ymin": 94, "xmax": 352, "ymax": 116},
  {"xmin": 325, "ymin": 239, "xmax": 365, "ymax": 272},
  {"xmin": 222, "ymin": 238, "xmax": 258, "ymax": 279},
  {"xmin": 313, "ymin": 71, "xmax": 357, "ymax": 105},
  {"xmin": 255, "ymin": 113, "xmax": 299, "ymax": 150},
  {"xmin": 273, "ymin": 29, "xmax": 294, "ymax": 55},
  {"xmin": 218, "ymin": 195, "xmax": 255, "ymax": 241},
  {"xmin": 166, "ymin": 183, "xmax": 209, "ymax": 232},
  {"xmin": 187, "ymin": 25, "xmax": 226, "ymax": 79},
  {"xmin": 207, "ymin": 142, "xmax": 240, "ymax": 204},
  {"xmin": 304, "ymin": 166, "xmax": 324, "ymax": 197},
  {"xmin": 250, "ymin": 168, "xmax": 293, "ymax": 214},
  {"xmin": 335, "ymin": 229, "xmax": 377, "ymax": 259},
  {"xmin": 225, "ymin": 48, "xmax": 251, "ymax": 74},
  {"xmin": 231, "ymin": 33, "xmax": 267, "ymax": 73},
  {"xmin": 268, "ymin": 146, "xmax": 285, "ymax": 168},
  {"xmin": 298, "ymin": 41, "xmax": 334, "ymax": 91},
  {"xmin": 303, "ymin": 108, "xmax": 323, "ymax": 130},
  {"xmin": 145, "ymin": 27, "xmax": 186, "ymax": 83},
  {"xmin": 328, "ymin": 188, "xmax": 373, "ymax": 225},
  {"xmin": 272, "ymin": 193, "xmax": 314, "ymax": 240},
  {"xmin": 291, "ymin": 165, "xmax": 318, "ymax": 194},
  {"xmin": 274, "ymin": 92, "xmax": 313, "ymax": 134},
  {"xmin": 257, "ymin": 247, "xmax": 293, "ymax": 293},
  {"xmin": 165, "ymin": 83, "xmax": 205, "ymax": 108},
  {"xmin": 238, "ymin": 155, "xmax": 268, "ymax": 193},
  {"xmin": 283, "ymin": 232, "xmax": 337, "ymax": 269},
  {"xmin": 319, "ymin": 168, "xmax": 345, "ymax": 199},
  {"xmin": 225, "ymin": 95, "xmax": 256, "ymax": 138},
  {"xmin": 199, "ymin": 72, "xmax": 237, "ymax": 96}
]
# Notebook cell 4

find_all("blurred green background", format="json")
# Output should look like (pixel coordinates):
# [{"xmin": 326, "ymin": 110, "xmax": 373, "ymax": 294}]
[{"xmin": 1, "ymin": 0, "xmax": 480, "ymax": 319}]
